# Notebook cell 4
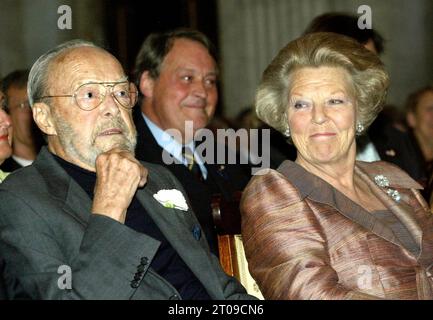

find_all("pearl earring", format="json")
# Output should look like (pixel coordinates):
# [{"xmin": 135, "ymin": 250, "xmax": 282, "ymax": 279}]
[
  {"xmin": 284, "ymin": 127, "xmax": 291, "ymax": 137},
  {"xmin": 356, "ymin": 122, "xmax": 364, "ymax": 134}
]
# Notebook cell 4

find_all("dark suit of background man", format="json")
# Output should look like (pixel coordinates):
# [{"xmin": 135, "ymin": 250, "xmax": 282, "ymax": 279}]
[
  {"xmin": 133, "ymin": 29, "xmax": 251, "ymax": 256},
  {"xmin": 0, "ymin": 39, "xmax": 252, "ymax": 300}
]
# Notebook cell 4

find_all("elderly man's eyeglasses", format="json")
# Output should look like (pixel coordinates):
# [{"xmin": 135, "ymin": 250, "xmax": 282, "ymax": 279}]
[{"xmin": 38, "ymin": 81, "xmax": 138, "ymax": 111}]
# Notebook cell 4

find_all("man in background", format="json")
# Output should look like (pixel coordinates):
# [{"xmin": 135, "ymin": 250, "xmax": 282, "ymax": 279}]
[
  {"xmin": 0, "ymin": 70, "xmax": 44, "ymax": 171},
  {"xmin": 133, "ymin": 28, "xmax": 251, "ymax": 256},
  {"xmin": 303, "ymin": 12, "xmax": 384, "ymax": 54}
]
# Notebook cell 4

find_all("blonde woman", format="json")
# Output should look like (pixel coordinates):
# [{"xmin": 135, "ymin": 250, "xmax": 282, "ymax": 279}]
[{"xmin": 241, "ymin": 33, "xmax": 433, "ymax": 300}]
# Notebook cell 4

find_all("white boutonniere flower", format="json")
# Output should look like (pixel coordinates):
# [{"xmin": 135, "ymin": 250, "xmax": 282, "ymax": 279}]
[{"xmin": 153, "ymin": 189, "xmax": 189, "ymax": 211}]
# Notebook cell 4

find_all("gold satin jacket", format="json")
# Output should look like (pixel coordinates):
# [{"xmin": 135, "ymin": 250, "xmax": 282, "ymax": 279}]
[{"xmin": 241, "ymin": 160, "xmax": 433, "ymax": 300}]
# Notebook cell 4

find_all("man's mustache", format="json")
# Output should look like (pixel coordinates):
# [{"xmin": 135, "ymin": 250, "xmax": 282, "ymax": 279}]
[{"xmin": 91, "ymin": 117, "xmax": 130, "ymax": 143}]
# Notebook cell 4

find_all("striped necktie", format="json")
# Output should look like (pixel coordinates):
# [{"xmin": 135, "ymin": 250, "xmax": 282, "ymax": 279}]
[{"xmin": 182, "ymin": 146, "xmax": 202, "ymax": 180}]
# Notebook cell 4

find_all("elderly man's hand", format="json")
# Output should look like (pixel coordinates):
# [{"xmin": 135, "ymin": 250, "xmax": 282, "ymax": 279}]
[{"xmin": 91, "ymin": 148, "xmax": 148, "ymax": 224}]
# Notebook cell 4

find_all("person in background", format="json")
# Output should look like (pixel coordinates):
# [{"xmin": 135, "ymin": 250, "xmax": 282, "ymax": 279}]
[
  {"xmin": 0, "ymin": 87, "xmax": 12, "ymax": 182},
  {"xmin": 303, "ymin": 12, "xmax": 384, "ymax": 54},
  {"xmin": 405, "ymin": 85, "xmax": 433, "ymax": 199},
  {"xmin": 234, "ymin": 107, "xmax": 296, "ymax": 169},
  {"xmin": 367, "ymin": 103, "xmax": 427, "ymax": 188},
  {"xmin": 0, "ymin": 39, "xmax": 253, "ymax": 300},
  {"xmin": 0, "ymin": 85, "xmax": 12, "ymax": 299},
  {"xmin": 0, "ymin": 70, "xmax": 44, "ymax": 172},
  {"xmin": 133, "ymin": 28, "xmax": 251, "ymax": 256},
  {"xmin": 241, "ymin": 33, "xmax": 433, "ymax": 299}
]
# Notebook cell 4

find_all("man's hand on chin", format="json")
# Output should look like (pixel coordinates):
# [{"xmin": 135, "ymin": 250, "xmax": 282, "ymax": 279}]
[{"xmin": 91, "ymin": 148, "xmax": 148, "ymax": 224}]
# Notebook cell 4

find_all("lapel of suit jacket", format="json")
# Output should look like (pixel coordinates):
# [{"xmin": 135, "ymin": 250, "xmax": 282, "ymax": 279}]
[
  {"xmin": 135, "ymin": 170, "xmax": 225, "ymax": 298},
  {"xmin": 355, "ymin": 162, "xmax": 424, "ymax": 258},
  {"xmin": 36, "ymin": 148, "xmax": 224, "ymax": 295},
  {"xmin": 33, "ymin": 147, "xmax": 93, "ymax": 226},
  {"xmin": 278, "ymin": 160, "xmax": 406, "ymax": 249},
  {"xmin": 205, "ymin": 162, "xmax": 235, "ymax": 195},
  {"xmin": 202, "ymin": 140, "xmax": 250, "ymax": 199}
]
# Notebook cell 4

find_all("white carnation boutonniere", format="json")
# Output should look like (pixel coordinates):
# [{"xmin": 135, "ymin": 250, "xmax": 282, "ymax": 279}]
[{"xmin": 153, "ymin": 189, "xmax": 189, "ymax": 211}]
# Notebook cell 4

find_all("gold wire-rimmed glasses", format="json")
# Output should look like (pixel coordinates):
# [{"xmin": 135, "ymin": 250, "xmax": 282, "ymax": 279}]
[{"xmin": 37, "ymin": 81, "xmax": 138, "ymax": 111}]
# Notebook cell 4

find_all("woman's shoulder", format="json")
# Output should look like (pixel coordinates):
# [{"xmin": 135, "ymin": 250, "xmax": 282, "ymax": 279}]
[
  {"xmin": 246, "ymin": 161, "xmax": 297, "ymax": 190},
  {"xmin": 242, "ymin": 161, "xmax": 303, "ymax": 207},
  {"xmin": 356, "ymin": 160, "xmax": 423, "ymax": 190}
]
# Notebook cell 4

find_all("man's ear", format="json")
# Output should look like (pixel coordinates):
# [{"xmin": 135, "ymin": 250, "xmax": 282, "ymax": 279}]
[
  {"xmin": 139, "ymin": 71, "xmax": 155, "ymax": 98},
  {"xmin": 406, "ymin": 111, "xmax": 416, "ymax": 129},
  {"xmin": 32, "ymin": 102, "xmax": 57, "ymax": 136}
]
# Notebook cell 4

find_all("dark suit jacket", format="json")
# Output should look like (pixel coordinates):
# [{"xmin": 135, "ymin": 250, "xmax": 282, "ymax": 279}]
[
  {"xmin": 133, "ymin": 110, "xmax": 251, "ymax": 254},
  {"xmin": 241, "ymin": 160, "xmax": 433, "ymax": 300},
  {"xmin": 0, "ymin": 264, "xmax": 5, "ymax": 300},
  {"xmin": 367, "ymin": 123, "xmax": 427, "ymax": 187},
  {"xmin": 0, "ymin": 147, "xmax": 252, "ymax": 300}
]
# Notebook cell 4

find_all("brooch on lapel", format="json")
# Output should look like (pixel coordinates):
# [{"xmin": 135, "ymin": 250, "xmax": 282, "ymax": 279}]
[
  {"xmin": 374, "ymin": 174, "xmax": 401, "ymax": 202},
  {"xmin": 153, "ymin": 189, "xmax": 189, "ymax": 211}
]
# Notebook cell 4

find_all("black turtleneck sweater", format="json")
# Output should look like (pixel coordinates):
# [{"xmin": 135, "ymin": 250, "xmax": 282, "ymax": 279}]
[{"xmin": 54, "ymin": 154, "xmax": 211, "ymax": 300}]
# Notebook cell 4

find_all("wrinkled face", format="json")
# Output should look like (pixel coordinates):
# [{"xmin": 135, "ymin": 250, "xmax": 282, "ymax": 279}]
[
  {"xmin": 287, "ymin": 67, "xmax": 357, "ymax": 166},
  {"xmin": 409, "ymin": 90, "xmax": 433, "ymax": 141},
  {"xmin": 6, "ymin": 85, "xmax": 33, "ymax": 147},
  {"xmin": 0, "ymin": 92, "xmax": 13, "ymax": 164},
  {"xmin": 39, "ymin": 47, "xmax": 137, "ymax": 170},
  {"xmin": 141, "ymin": 38, "xmax": 218, "ymax": 141}
]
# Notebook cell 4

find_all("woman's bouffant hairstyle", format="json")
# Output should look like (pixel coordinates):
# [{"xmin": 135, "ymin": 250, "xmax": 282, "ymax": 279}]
[{"xmin": 255, "ymin": 32, "xmax": 389, "ymax": 135}]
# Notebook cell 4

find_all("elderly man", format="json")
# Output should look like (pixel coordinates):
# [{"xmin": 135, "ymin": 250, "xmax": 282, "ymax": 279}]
[
  {"xmin": 0, "ymin": 40, "xmax": 252, "ymax": 300},
  {"xmin": 133, "ymin": 29, "xmax": 251, "ymax": 256}
]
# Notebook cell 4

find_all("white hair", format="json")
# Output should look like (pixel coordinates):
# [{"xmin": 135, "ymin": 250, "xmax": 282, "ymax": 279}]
[{"xmin": 27, "ymin": 39, "xmax": 98, "ymax": 107}]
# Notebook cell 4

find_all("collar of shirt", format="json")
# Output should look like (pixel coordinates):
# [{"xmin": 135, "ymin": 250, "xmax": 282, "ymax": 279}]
[
  {"xmin": 142, "ymin": 113, "xmax": 208, "ymax": 179},
  {"xmin": 356, "ymin": 141, "xmax": 381, "ymax": 162},
  {"xmin": 12, "ymin": 155, "xmax": 33, "ymax": 167}
]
